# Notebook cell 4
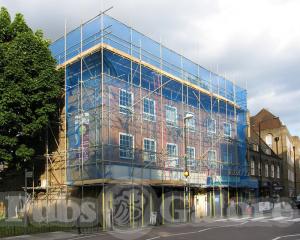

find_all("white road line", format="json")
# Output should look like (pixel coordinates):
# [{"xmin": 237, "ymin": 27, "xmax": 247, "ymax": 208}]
[
  {"xmin": 228, "ymin": 217, "xmax": 250, "ymax": 221},
  {"xmin": 287, "ymin": 218, "xmax": 300, "ymax": 222},
  {"xmin": 272, "ymin": 233, "xmax": 300, "ymax": 240},
  {"xmin": 144, "ymin": 221, "xmax": 248, "ymax": 240},
  {"xmin": 198, "ymin": 227, "xmax": 214, "ymax": 233},
  {"xmin": 270, "ymin": 217, "xmax": 288, "ymax": 221},
  {"xmin": 145, "ymin": 237, "xmax": 160, "ymax": 240},
  {"xmin": 250, "ymin": 216, "xmax": 267, "ymax": 221},
  {"xmin": 214, "ymin": 219, "xmax": 228, "ymax": 222}
]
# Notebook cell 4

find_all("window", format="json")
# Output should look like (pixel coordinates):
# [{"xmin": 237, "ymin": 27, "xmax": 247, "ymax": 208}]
[
  {"xmin": 208, "ymin": 150, "xmax": 217, "ymax": 168},
  {"xmin": 186, "ymin": 146, "xmax": 196, "ymax": 168},
  {"xmin": 277, "ymin": 166, "xmax": 280, "ymax": 178},
  {"xmin": 143, "ymin": 138, "xmax": 156, "ymax": 162},
  {"xmin": 167, "ymin": 143, "xmax": 178, "ymax": 167},
  {"xmin": 288, "ymin": 169, "xmax": 294, "ymax": 182},
  {"xmin": 253, "ymin": 144, "xmax": 259, "ymax": 152},
  {"xmin": 166, "ymin": 106, "xmax": 177, "ymax": 126},
  {"xmin": 271, "ymin": 164, "xmax": 275, "ymax": 178},
  {"xmin": 250, "ymin": 160, "xmax": 255, "ymax": 176},
  {"xmin": 143, "ymin": 98, "xmax": 156, "ymax": 121},
  {"xmin": 265, "ymin": 163, "xmax": 269, "ymax": 177},
  {"xmin": 265, "ymin": 134, "xmax": 273, "ymax": 148},
  {"xmin": 258, "ymin": 162, "xmax": 261, "ymax": 176},
  {"xmin": 185, "ymin": 113, "xmax": 195, "ymax": 130},
  {"xmin": 119, "ymin": 89, "xmax": 133, "ymax": 115},
  {"xmin": 207, "ymin": 118, "xmax": 216, "ymax": 134},
  {"xmin": 265, "ymin": 148, "xmax": 271, "ymax": 155},
  {"xmin": 224, "ymin": 122, "xmax": 231, "ymax": 137},
  {"xmin": 119, "ymin": 133, "xmax": 134, "ymax": 159}
]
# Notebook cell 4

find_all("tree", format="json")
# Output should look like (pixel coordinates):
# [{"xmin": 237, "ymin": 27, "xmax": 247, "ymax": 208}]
[{"xmin": 0, "ymin": 7, "xmax": 63, "ymax": 169}]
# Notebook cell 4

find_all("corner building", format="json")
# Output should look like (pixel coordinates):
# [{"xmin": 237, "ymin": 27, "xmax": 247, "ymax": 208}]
[{"xmin": 50, "ymin": 14, "xmax": 251, "ymax": 225}]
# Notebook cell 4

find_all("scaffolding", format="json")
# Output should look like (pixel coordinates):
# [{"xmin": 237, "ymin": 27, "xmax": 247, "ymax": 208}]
[{"xmin": 48, "ymin": 12, "xmax": 252, "ymax": 224}]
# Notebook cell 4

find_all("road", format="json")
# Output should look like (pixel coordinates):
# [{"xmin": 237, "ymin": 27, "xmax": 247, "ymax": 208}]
[{"xmin": 5, "ymin": 213, "xmax": 300, "ymax": 240}]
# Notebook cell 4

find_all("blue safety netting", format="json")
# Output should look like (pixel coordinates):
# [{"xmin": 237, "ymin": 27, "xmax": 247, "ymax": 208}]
[{"xmin": 50, "ymin": 14, "xmax": 251, "ymax": 188}]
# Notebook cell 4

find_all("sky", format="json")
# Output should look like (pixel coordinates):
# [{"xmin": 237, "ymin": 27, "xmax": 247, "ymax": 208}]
[{"xmin": 1, "ymin": 0, "xmax": 300, "ymax": 136}]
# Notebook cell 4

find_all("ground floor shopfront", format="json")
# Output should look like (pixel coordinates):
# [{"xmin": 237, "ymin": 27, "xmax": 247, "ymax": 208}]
[{"xmin": 62, "ymin": 183, "xmax": 258, "ymax": 229}]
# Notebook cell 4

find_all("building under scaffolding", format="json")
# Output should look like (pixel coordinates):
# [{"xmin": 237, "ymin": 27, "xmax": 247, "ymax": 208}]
[{"xmin": 48, "ymin": 12, "xmax": 257, "ymax": 227}]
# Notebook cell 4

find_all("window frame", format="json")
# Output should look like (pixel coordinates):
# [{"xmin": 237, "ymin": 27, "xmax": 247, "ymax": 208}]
[
  {"xmin": 143, "ymin": 98, "xmax": 156, "ymax": 122},
  {"xmin": 265, "ymin": 134, "xmax": 273, "ymax": 148},
  {"xmin": 165, "ymin": 105, "xmax": 177, "ymax": 126},
  {"xmin": 119, "ymin": 132, "xmax": 134, "ymax": 160},
  {"xmin": 250, "ymin": 160, "xmax": 255, "ymax": 176},
  {"xmin": 186, "ymin": 146, "xmax": 196, "ymax": 168},
  {"xmin": 119, "ymin": 88, "xmax": 134, "ymax": 115},
  {"xmin": 143, "ymin": 138, "xmax": 157, "ymax": 162},
  {"xmin": 185, "ymin": 112, "xmax": 196, "ymax": 131},
  {"xmin": 207, "ymin": 117, "xmax": 217, "ymax": 134},
  {"xmin": 265, "ymin": 163, "xmax": 269, "ymax": 177},
  {"xmin": 271, "ymin": 164, "xmax": 275, "ymax": 178},
  {"xmin": 166, "ymin": 143, "xmax": 179, "ymax": 167},
  {"xmin": 224, "ymin": 122, "xmax": 232, "ymax": 138},
  {"xmin": 208, "ymin": 149, "xmax": 217, "ymax": 168},
  {"xmin": 258, "ymin": 162, "xmax": 261, "ymax": 176}
]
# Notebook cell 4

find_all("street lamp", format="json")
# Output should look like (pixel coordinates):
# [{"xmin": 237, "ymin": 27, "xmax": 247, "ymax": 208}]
[
  {"xmin": 184, "ymin": 113, "xmax": 194, "ymax": 178},
  {"xmin": 274, "ymin": 137, "xmax": 280, "ymax": 155},
  {"xmin": 183, "ymin": 113, "xmax": 193, "ymax": 222}
]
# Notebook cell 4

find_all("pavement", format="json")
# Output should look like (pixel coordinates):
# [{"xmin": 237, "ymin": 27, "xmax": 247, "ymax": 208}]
[{"xmin": 4, "ymin": 213, "xmax": 300, "ymax": 240}]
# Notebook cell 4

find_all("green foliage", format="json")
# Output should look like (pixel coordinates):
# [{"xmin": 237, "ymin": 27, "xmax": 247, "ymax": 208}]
[{"xmin": 0, "ymin": 7, "xmax": 63, "ymax": 167}]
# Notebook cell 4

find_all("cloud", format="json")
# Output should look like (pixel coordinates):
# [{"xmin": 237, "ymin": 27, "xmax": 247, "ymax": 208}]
[{"xmin": 1, "ymin": 0, "xmax": 299, "ymax": 135}]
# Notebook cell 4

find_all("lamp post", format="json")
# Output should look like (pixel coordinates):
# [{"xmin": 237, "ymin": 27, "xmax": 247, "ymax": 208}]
[
  {"xmin": 184, "ymin": 113, "xmax": 194, "ymax": 177},
  {"xmin": 183, "ymin": 113, "xmax": 193, "ymax": 222},
  {"xmin": 274, "ymin": 137, "xmax": 279, "ymax": 155}
]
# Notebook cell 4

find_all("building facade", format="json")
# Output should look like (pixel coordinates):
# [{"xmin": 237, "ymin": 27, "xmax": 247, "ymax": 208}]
[
  {"xmin": 292, "ymin": 136, "xmax": 300, "ymax": 195},
  {"xmin": 251, "ymin": 109, "xmax": 297, "ymax": 197},
  {"xmin": 49, "ymin": 14, "xmax": 251, "ymax": 225},
  {"xmin": 247, "ymin": 126, "xmax": 282, "ymax": 198}
]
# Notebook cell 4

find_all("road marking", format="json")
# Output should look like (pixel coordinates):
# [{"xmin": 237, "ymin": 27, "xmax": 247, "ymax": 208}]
[
  {"xmin": 144, "ymin": 221, "xmax": 248, "ymax": 240},
  {"xmin": 288, "ymin": 218, "xmax": 300, "ymax": 222},
  {"xmin": 198, "ymin": 227, "xmax": 213, "ymax": 233},
  {"xmin": 228, "ymin": 217, "xmax": 250, "ymax": 221},
  {"xmin": 270, "ymin": 217, "xmax": 288, "ymax": 221},
  {"xmin": 214, "ymin": 219, "xmax": 228, "ymax": 222},
  {"xmin": 250, "ymin": 216, "xmax": 267, "ymax": 221},
  {"xmin": 272, "ymin": 233, "xmax": 300, "ymax": 240},
  {"xmin": 67, "ymin": 233, "xmax": 108, "ymax": 239}
]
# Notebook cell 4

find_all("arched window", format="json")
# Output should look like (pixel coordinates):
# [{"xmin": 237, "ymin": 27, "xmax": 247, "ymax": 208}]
[{"xmin": 265, "ymin": 134, "xmax": 273, "ymax": 147}]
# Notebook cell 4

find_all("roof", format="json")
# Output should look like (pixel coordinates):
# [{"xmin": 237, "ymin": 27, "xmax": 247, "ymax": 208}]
[
  {"xmin": 248, "ymin": 126, "xmax": 280, "ymax": 158},
  {"xmin": 250, "ymin": 108, "xmax": 282, "ymax": 131}
]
